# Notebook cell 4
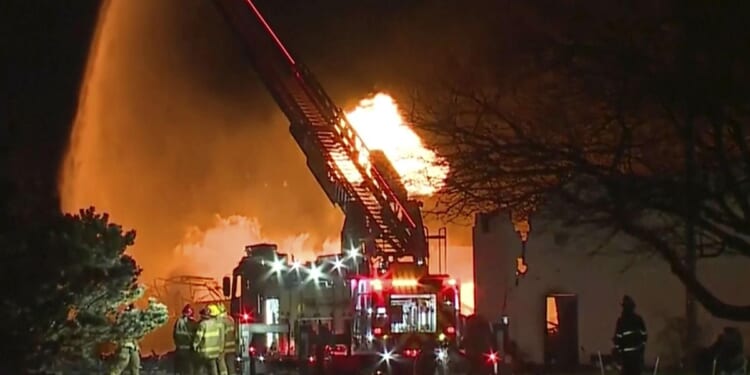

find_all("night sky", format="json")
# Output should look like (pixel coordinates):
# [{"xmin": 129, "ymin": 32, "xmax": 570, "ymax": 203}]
[{"xmin": 3, "ymin": 1, "xmax": 101, "ymax": 212}]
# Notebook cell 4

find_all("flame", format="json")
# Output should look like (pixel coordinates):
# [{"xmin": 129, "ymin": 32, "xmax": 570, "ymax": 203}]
[
  {"xmin": 460, "ymin": 281, "xmax": 475, "ymax": 315},
  {"xmin": 342, "ymin": 93, "xmax": 448, "ymax": 197}
]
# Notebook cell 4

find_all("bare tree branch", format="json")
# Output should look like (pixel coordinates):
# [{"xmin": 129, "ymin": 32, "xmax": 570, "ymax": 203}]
[{"xmin": 413, "ymin": 0, "xmax": 750, "ymax": 320}]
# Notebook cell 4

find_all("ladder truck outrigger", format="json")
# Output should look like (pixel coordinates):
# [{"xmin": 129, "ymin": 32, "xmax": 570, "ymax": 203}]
[{"xmin": 212, "ymin": 0, "xmax": 461, "ymax": 373}]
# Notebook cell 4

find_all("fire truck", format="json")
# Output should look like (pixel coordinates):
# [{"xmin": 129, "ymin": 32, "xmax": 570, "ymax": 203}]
[
  {"xmin": 211, "ymin": 0, "xmax": 461, "ymax": 372},
  {"xmin": 222, "ymin": 245, "xmax": 461, "ymax": 374}
]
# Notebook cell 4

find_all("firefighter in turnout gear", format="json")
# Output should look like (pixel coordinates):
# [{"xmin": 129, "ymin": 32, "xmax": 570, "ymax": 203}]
[
  {"xmin": 613, "ymin": 295, "xmax": 648, "ymax": 375},
  {"xmin": 110, "ymin": 339, "xmax": 140, "ymax": 375},
  {"xmin": 314, "ymin": 323, "xmax": 332, "ymax": 375},
  {"xmin": 194, "ymin": 306, "xmax": 224, "ymax": 375},
  {"xmin": 110, "ymin": 304, "xmax": 141, "ymax": 375},
  {"xmin": 216, "ymin": 304, "xmax": 235, "ymax": 375},
  {"xmin": 174, "ymin": 304, "xmax": 197, "ymax": 375}
]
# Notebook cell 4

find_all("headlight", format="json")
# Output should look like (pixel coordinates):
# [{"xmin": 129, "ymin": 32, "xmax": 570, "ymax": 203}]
[{"xmin": 437, "ymin": 349, "xmax": 447, "ymax": 360}]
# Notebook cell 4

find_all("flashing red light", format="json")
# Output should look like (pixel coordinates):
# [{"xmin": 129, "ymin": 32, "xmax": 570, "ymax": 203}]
[
  {"xmin": 404, "ymin": 349, "xmax": 419, "ymax": 357},
  {"xmin": 373, "ymin": 327, "xmax": 383, "ymax": 335},
  {"xmin": 242, "ymin": 313, "xmax": 251, "ymax": 321},
  {"xmin": 308, "ymin": 356, "xmax": 315, "ymax": 363},
  {"xmin": 487, "ymin": 352, "xmax": 499, "ymax": 363},
  {"xmin": 249, "ymin": 346, "xmax": 256, "ymax": 354},
  {"xmin": 446, "ymin": 326, "xmax": 456, "ymax": 334}
]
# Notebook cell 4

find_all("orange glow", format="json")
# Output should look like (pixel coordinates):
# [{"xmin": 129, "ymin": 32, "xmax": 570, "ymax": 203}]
[
  {"xmin": 546, "ymin": 296, "xmax": 559, "ymax": 333},
  {"xmin": 343, "ymin": 93, "xmax": 448, "ymax": 197},
  {"xmin": 172, "ymin": 215, "xmax": 336, "ymax": 282},
  {"xmin": 460, "ymin": 282, "xmax": 475, "ymax": 315},
  {"xmin": 516, "ymin": 256, "xmax": 528, "ymax": 276},
  {"xmin": 391, "ymin": 278, "xmax": 418, "ymax": 287}
]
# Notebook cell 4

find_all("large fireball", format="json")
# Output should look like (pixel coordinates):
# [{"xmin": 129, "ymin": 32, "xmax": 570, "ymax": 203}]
[{"xmin": 344, "ymin": 93, "xmax": 448, "ymax": 197}]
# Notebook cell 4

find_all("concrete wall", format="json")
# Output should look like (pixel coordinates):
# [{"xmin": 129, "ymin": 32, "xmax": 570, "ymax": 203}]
[{"xmin": 473, "ymin": 212, "xmax": 750, "ymax": 366}]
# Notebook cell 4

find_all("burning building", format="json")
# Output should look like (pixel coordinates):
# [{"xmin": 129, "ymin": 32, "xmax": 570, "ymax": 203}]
[{"xmin": 473, "ymin": 212, "xmax": 750, "ymax": 368}]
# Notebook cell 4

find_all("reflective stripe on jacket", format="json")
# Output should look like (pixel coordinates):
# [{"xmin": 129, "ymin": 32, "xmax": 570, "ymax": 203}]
[
  {"xmin": 221, "ymin": 314, "xmax": 236, "ymax": 352},
  {"xmin": 614, "ymin": 312, "xmax": 647, "ymax": 353},
  {"xmin": 194, "ymin": 318, "xmax": 224, "ymax": 359},
  {"xmin": 173, "ymin": 316, "xmax": 195, "ymax": 350}
]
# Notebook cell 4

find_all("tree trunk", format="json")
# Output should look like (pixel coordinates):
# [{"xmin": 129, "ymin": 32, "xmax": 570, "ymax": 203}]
[{"xmin": 684, "ymin": 116, "xmax": 698, "ymax": 365}]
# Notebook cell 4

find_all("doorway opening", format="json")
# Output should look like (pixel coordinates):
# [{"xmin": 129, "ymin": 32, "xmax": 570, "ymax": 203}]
[{"xmin": 544, "ymin": 293, "xmax": 579, "ymax": 370}]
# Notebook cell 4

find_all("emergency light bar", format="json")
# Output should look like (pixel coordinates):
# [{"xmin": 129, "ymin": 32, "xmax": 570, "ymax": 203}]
[{"xmin": 391, "ymin": 279, "xmax": 419, "ymax": 287}]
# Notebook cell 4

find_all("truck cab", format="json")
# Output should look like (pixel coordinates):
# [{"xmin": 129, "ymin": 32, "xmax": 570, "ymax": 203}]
[{"xmin": 222, "ymin": 243, "xmax": 357, "ymax": 372}]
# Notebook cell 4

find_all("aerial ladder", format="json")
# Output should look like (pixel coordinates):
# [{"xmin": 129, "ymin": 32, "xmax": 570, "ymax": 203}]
[{"xmin": 212, "ymin": 0, "xmax": 432, "ymax": 275}]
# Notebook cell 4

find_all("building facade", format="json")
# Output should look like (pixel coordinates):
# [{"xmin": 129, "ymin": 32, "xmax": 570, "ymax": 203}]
[{"xmin": 473, "ymin": 212, "xmax": 750, "ymax": 367}]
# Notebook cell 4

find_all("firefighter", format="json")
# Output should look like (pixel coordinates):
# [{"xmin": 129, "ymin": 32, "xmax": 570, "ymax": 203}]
[
  {"xmin": 110, "ymin": 304, "xmax": 140, "ymax": 375},
  {"xmin": 216, "ymin": 304, "xmax": 236, "ymax": 375},
  {"xmin": 194, "ymin": 306, "xmax": 224, "ymax": 375},
  {"xmin": 314, "ymin": 323, "xmax": 331, "ymax": 375},
  {"xmin": 174, "ymin": 304, "xmax": 196, "ymax": 375},
  {"xmin": 613, "ymin": 295, "xmax": 648, "ymax": 375},
  {"xmin": 110, "ymin": 338, "xmax": 140, "ymax": 375},
  {"xmin": 298, "ymin": 322, "xmax": 313, "ymax": 375}
]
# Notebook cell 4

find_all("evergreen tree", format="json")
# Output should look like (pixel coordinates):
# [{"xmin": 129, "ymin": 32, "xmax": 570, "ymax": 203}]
[{"xmin": 0, "ymin": 207, "xmax": 167, "ymax": 373}]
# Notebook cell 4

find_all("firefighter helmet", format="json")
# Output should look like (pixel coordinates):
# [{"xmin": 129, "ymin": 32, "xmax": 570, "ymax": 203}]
[
  {"xmin": 182, "ymin": 304, "xmax": 194, "ymax": 317},
  {"xmin": 622, "ymin": 295, "xmax": 636, "ymax": 309},
  {"xmin": 207, "ymin": 304, "xmax": 221, "ymax": 317}
]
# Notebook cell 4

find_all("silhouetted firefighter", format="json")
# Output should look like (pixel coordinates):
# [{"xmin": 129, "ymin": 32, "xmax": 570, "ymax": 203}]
[
  {"xmin": 315, "ymin": 323, "xmax": 332, "ymax": 375},
  {"xmin": 298, "ymin": 322, "xmax": 313, "ymax": 375},
  {"xmin": 613, "ymin": 296, "xmax": 648, "ymax": 375}
]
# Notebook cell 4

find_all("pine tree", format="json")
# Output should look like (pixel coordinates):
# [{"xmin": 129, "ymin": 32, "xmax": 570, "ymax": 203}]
[
  {"xmin": 114, "ymin": 296, "xmax": 169, "ymax": 349},
  {"xmin": 0, "ymin": 207, "xmax": 168, "ymax": 373}
]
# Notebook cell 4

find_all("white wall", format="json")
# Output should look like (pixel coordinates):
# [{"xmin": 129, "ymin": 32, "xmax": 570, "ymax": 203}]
[{"xmin": 473, "ymin": 212, "xmax": 750, "ymax": 365}]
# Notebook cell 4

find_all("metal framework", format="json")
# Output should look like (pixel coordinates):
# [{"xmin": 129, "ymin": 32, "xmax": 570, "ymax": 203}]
[{"xmin": 152, "ymin": 275, "xmax": 227, "ymax": 308}]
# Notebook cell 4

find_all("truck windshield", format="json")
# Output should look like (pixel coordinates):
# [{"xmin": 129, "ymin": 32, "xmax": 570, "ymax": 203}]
[{"xmin": 389, "ymin": 294, "xmax": 437, "ymax": 333}]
